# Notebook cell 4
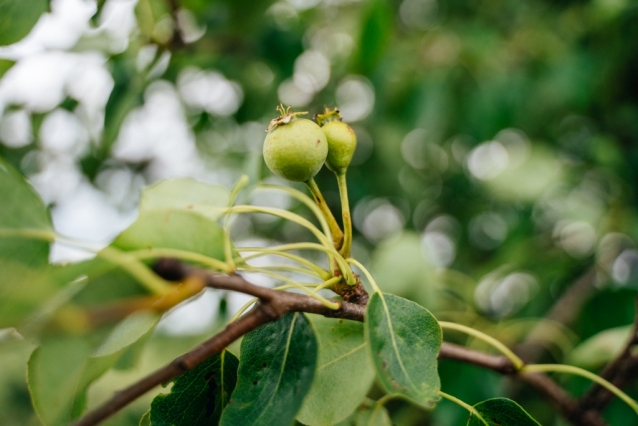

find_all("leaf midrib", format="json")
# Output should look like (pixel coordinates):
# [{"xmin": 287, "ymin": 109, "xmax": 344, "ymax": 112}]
[
  {"xmin": 378, "ymin": 293, "xmax": 419, "ymax": 392},
  {"xmin": 253, "ymin": 313, "xmax": 299, "ymax": 424}
]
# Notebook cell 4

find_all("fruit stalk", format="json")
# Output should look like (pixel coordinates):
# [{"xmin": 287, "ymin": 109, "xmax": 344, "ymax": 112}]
[
  {"xmin": 304, "ymin": 177, "xmax": 344, "ymax": 250},
  {"xmin": 336, "ymin": 170, "xmax": 352, "ymax": 258}
]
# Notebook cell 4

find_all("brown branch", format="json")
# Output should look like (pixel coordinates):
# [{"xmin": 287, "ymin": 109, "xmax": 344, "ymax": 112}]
[
  {"xmin": 72, "ymin": 307, "xmax": 273, "ymax": 426},
  {"xmin": 72, "ymin": 260, "xmax": 365, "ymax": 426},
  {"xmin": 439, "ymin": 342, "xmax": 516, "ymax": 374},
  {"xmin": 522, "ymin": 373, "xmax": 608, "ymax": 426},
  {"xmin": 439, "ymin": 343, "xmax": 608, "ymax": 426},
  {"xmin": 73, "ymin": 260, "xmax": 608, "ymax": 426},
  {"xmin": 579, "ymin": 297, "xmax": 638, "ymax": 414},
  {"xmin": 517, "ymin": 267, "xmax": 598, "ymax": 363}
]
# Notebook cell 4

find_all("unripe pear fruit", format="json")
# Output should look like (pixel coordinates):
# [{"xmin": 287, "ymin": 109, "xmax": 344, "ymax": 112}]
[
  {"xmin": 263, "ymin": 106, "xmax": 328, "ymax": 182},
  {"xmin": 315, "ymin": 108, "xmax": 357, "ymax": 174}
]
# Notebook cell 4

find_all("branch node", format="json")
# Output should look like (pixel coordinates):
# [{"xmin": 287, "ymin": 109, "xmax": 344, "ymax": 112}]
[{"xmin": 153, "ymin": 258, "xmax": 187, "ymax": 281}]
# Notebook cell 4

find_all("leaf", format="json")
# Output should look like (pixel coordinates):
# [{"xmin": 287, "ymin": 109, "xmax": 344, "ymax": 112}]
[
  {"xmin": 468, "ymin": 398, "xmax": 540, "ymax": 426},
  {"xmin": 140, "ymin": 177, "xmax": 230, "ymax": 221},
  {"xmin": 365, "ymin": 292, "xmax": 442, "ymax": 409},
  {"xmin": 297, "ymin": 315, "xmax": 376, "ymax": 426},
  {"xmin": 371, "ymin": 232, "xmax": 440, "ymax": 310},
  {"xmin": 0, "ymin": 157, "xmax": 59, "ymax": 328},
  {"xmin": 0, "ymin": 156, "xmax": 52, "ymax": 265},
  {"xmin": 69, "ymin": 258, "xmax": 150, "ymax": 307},
  {"xmin": 28, "ymin": 312, "xmax": 161, "ymax": 425},
  {"xmin": 150, "ymin": 350, "xmax": 239, "ymax": 426},
  {"xmin": 335, "ymin": 398, "xmax": 392, "ymax": 426},
  {"xmin": 567, "ymin": 324, "xmax": 632, "ymax": 369},
  {"xmin": 0, "ymin": 262, "xmax": 61, "ymax": 329},
  {"xmin": 28, "ymin": 336, "xmax": 99, "ymax": 426},
  {"xmin": 10, "ymin": 260, "xmax": 94, "ymax": 334},
  {"xmin": 0, "ymin": 0, "xmax": 47, "ymax": 46},
  {"xmin": 111, "ymin": 210, "xmax": 227, "ymax": 260},
  {"xmin": 139, "ymin": 410, "xmax": 151, "ymax": 426},
  {"xmin": 484, "ymin": 146, "xmax": 563, "ymax": 202},
  {"xmin": 220, "ymin": 312, "xmax": 318, "ymax": 426},
  {"xmin": 104, "ymin": 179, "xmax": 230, "ymax": 289},
  {"xmin": 93, "ymin": 310, "xmax": 160, "ymax": 357},
  {"xmin": 356, "ymin": 0, "xmax": 392, "ymax": 73},
  {"xmin": 0, "ymin": 58, "xmax": 14, "ymax": 78}
]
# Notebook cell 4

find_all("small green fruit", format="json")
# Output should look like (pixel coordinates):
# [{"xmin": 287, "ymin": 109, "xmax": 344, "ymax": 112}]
[
  {"xmin": 263, "ymin": 106, "xmax": 328, "ymax": 182},
  {"xmin": 316, "ymin": 108, "xmax": 357, "ymax": 174}
]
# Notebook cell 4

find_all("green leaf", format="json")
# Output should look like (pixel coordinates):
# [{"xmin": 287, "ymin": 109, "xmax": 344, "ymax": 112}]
[
  {"xmin": 365, "ymin": 293, "xmax": 442, "ymax": 409},
  {"xmin": 28, "ymin": 337, "xmax": 104, "ymax": 426},
  {"xmin": 567, "ymin": 324, "xmax": 632, "ymax": 369},
  {"xmin": 69, "ymin": 258, "xmax": 149, "ymax": 307},
  {"xmin": 28, "ymin": 312, "xmax": 160, "ymax": 425},
  {"xmin": 0, "ymin": 156, "xmax": 52, "ymax": 265},
  {"xmin": 93, "ymin": 310, "xmax": 160, "ymax": 358},
  {"xmin": 468, "ymin": 398, "xmax": 540, "ymax": 426},
  {"xmin": 0, "ymin": 262, "xmax": 60, "ymax": 329},
  {"xmin": 371, "ymin": 232, "xmax": 440, "ymax": 310},
  {"xmin": 0, "ymin": 58, "xmax": 14, "ymax": 78},
  {"xmin": 150, "ymin": 350, "xmax": 239, "ymax": 426},
  {"xmin": 140, "ymin": 177, "xmax": 230, "ymax": 221},
  {"xmin": 0, "ymin": 0, "xmax": 47, "ymax": 46},
  {"xmin": 297, "ymin": 315, "xmax": 375, "ymax": 426},
  {"xmin": 220, "ymin": 312, "xmax": 318, "ymax": 426},
  {"xmin": 11, "ymin": 261, "xmax": 94, "ymax": 334},
  {"xmin": 100, "ymin": 79, "xmax": 144, "ymax": 158},
  {"xmin": 484, "ymin": 146, "xmax": 563, "ymax": 202},
  {"xmin": 139, "ymin": 410, "xmax": 151, "ymax": 426},
  {"xmin": 356, "ymin": 0, "xmax": 392, "ymax": 73},
  {"xmin": 335, "ymin": 398, "xmax": 392, "ymax": 426},
  {"xmin": 111, "ymin": 210, "xmax": 226, "ymax": 260},
  {"xmin": 0, "ymin": 157, "xmax": 59, "ymax": 328}
]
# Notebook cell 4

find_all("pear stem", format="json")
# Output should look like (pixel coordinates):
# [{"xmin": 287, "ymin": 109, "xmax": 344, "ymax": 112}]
[
  {"xmin": 336, "ymin": 170, "xmax": 352, "ymax": 258},
  {"xmin": 305, "ymin": 178, "xmax": 344, "ymax": 250}
]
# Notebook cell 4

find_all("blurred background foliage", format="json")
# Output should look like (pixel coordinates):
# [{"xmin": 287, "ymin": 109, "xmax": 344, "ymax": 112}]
[{"xmin": 1, "ymin": 0, "xmax": 638, "ymax": 424}]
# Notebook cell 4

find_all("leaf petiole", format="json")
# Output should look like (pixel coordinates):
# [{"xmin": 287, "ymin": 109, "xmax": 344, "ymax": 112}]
[
  {"xmin": 240, "ymin": 265, "xmax": 340, "ymax": 310},
  {"xmin": 311, "ymin": 276, "xmax": 342, "ymax": 294},
  {"xmin": 439, "ymin": 391, "xmax": 489, "ymax": 426},
  {"xmin": 245, "ymin": 264, "xmax": 325, "ymax": 278},
  {"xmin": 222, "ymin": 205, "xmax": 356, "ymax": 285},
  {"xmin": 347, "ymin": 258, "xmax": 381, "ymax": 293},
  {"xmin": 98, "ymin": 247, "xmax": 172, "ymax": 295},
  {"xmin": 256, "ymin": 183, "xmax": 332, "ymax": 243},
  {"xmin": 237, "ymin": 246, "xmax": 331, "ymax": 279},
  {"xmin": 222, "ymin": 176, "xmax": 250, "ymax": 273},
  {"xmin": 129, "ymin": 247, "xmax": 232, "ymax": 273}
]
